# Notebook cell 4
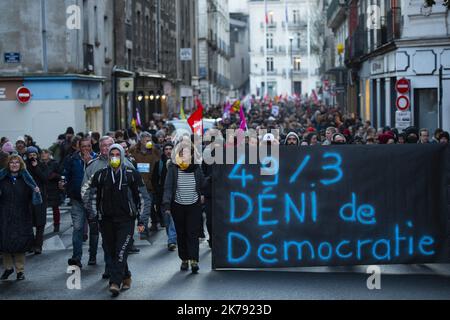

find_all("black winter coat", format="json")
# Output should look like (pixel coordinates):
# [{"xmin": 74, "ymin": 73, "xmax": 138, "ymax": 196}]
[
  {"xmin": 0, "ymin": 175, "xmax": 34, "ymax": 253},
  {"xmin": 27, "ymin": 160, "xmax": 48, "ymax": 227},
  {"xmin": 44, "ymin": 159, "xmax": 62, "ymax": 207}
]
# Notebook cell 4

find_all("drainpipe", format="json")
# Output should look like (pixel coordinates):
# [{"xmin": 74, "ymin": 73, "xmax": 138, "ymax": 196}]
[{"xmin": 41, "ymin": 0, "xmax": 48, "ymax": 73}]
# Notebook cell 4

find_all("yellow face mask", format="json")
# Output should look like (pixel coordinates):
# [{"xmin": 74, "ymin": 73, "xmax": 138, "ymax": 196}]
[
  {"xmin": 145, "ymin": 141, "xmax": 153, "ymax": 150},
  {"xmin": 110, "ymin": 157, "xmax": 121, "ymax": 169},
  {"xmin": 175, "ymin": 153, "xmax": 189, "ymax": 171}
]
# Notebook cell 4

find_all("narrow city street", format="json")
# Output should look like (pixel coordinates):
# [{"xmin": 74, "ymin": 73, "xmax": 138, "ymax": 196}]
[
  {"xmin": 0, "ymin": 0, "xmax": 450, "ymax": 304},
  {"xmin": 1, "ymin": 207, "xmax": 449, "ymax": 300}
]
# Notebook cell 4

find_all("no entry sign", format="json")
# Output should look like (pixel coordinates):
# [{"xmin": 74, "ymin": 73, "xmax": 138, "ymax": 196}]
[
  {"xmin": 396, "ymin": 78, "xmax": 410, "ymax": 94},
  {"xmin": 16, "ymin": 86, "xmax": 31, "ymax": 104},
  {"xmin": 396, "ymin": 95, "xmax": 410, "ymax": 111}
]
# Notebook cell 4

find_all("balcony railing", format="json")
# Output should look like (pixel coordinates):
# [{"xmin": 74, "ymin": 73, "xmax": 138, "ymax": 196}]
[
  {"xmin": 375, "ymin": 8, "xmax": 401, "ymax": 48},
  {"xmin": 261, "ymin": 68, "xmax": 278, "ymax": 75},
  {"xmin": 327, "ymin": 0, "xmax": 347, "ymax": 28},
  {"xmin": 291, "ymin": 69, "xmax": 308, "ymax": 76},
  {"xmin": 282, "ymin": 20, "xmax": 307, "ymax": 29},
  {"xmin": 261, "ymin": 46, "xmax": 277, "ymax": 53},
  {"xmin": 260, "ymin": 21, "xmax": 277, "ymax": 29}
]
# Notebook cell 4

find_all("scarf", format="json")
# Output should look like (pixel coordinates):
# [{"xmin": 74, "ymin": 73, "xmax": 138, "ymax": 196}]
[{"xmin": 0, "ymin": 168, "xmax": 43, "ymax": 205}]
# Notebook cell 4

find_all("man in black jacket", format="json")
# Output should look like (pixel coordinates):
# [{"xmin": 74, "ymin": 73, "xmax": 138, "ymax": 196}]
[
  {"xmin": 152, "ymin": 142, "xmax": 177, "ymax": 251},
  {"xmin": 82, "ymin": 144, "xmax": 150, "ymax": 297},
  {"xmin": 26, "ymin": 146, "xmax": 48, "ymax": 255}
]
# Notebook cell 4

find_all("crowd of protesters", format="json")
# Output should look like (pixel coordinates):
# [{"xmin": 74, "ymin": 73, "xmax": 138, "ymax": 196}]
[{"xmin": 0, "ymin": 98, "xmax": 448, "ymax": 296}]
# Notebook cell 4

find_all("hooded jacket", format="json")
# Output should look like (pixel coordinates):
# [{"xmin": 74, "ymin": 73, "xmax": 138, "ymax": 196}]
[
  {"xmin": 81, "ymin": 144, "xmax": 150, "ymax": 226},
  {"xmin": 284, "ymin": 132, "xmax": 300, "ymax": 145},
  {"xmin": 82, "ymin": 149, "xmax": 135, "ymax": 187}
]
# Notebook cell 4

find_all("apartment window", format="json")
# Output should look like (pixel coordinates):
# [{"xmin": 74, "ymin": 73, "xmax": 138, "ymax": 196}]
[
  {"xmin": 267, "ymin": 57, "xmax": 274, "ymax": 72},
  {"xmin": 104, "ymin": 15, "xmax": 109, "ymax": 60},
  {"xmin": 296, "ymin": 33, "xmax": 301, "ymax": 49},
  {"xmin": 294, "ymin": 57, "xmax": 301, "ymax": 71},
  {"xmin": 268, "ymin": 12, "xmax": 274, "ymax": 24},
  {"xmin": 137, "ymin": 11, "xmax": 141, "ymax": 57},
  {"xmin": 241, "ymin": 58, "xmax": 245, "ymax": 74},
  {"xmin": 293, "ymin": 10, "xmax": 300, "ymax": 23},
  {"xmin": 94, "ymin": 6, "xmax": 99, "ymax": 44},
  {"xmin": 146, "ymin": 15, "xmax": 150, "ymax": 58},
  {"xmin": 267, "ymin": 33, "xmax": 274, "ymax": 49},
  {"xmin": 125, "ymin": 0, "xmax": 132, "ymax": 24},
  {"xmin": 83, "ymin": 0, "xmax": 89, "ymax": 43},
  {"xmin": 127, "ymin": 49, "xmax": 132, "ymax": 70}
]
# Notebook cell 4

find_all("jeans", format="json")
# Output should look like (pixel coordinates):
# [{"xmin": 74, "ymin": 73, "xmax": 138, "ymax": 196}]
[
  {"xmin": 163, "ymin": 211, "xmax": 177, "ymax": 245},
  {"xmin": 70, "ymin": 200, "xmax": 99, "ymax": 261},
  {"xmin": 140, "ymin": 192, "xmax": 153, "ymax": 237}
]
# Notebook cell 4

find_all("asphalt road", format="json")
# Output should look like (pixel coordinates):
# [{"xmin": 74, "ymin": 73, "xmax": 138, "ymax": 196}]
[{"xmin": 0, "ymin": 206, "xmax": 450, "ymax": 300}]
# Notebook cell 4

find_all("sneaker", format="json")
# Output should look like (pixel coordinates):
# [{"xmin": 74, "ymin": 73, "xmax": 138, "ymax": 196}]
[
  {"xmin": 168, "ymin": 243, "xmax": 177, "ymax": 252},
  {"xmin": 34, "ymin": 248, "xmax": 42, "ymax": 255},
  {"xmin": 1, "ymin": 269, "xmax": 14, "ymax": 281},
  {"xmin": 122, "ymin": 277, "xmax": 132, "ymax": 291},
  {"xmin": 180, "ymin": 260, "xmax": 189, "ymax": 271},
  {"xmin": 88, "ymin": 256, "xmax": 97, "ymax": 266},
  {"xmin": 109, "ymin": 283, "xmax": 120, "ymax": 297},
  {"xmin": 129, "ymin": 246, "xmax": 140, "ymax": 254},
  {"xmin": 190, "ymin": 260, "xmax": 199, "ymax": 274},
  {"xmin": 68, "ymin": 258, "xmax": 82, "ymax": 269},
  {"xmin": 16, "ymin": 272, "xmax": 25, "ymax": 281}
]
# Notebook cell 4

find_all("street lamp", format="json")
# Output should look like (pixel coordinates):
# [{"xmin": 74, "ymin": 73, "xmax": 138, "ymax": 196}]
[{"xmin": 289, "ymin": 36, "xmax": 294, "ymax": 95}]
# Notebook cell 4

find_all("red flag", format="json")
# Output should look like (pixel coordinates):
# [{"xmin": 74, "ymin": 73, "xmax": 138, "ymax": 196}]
[
  {"xmin": 265, "ymin": 0, "xmax": 268, "ymax": 24},
  {"xmin": 188, "ymin": 99, "xmax": 204, "ymax": 136}
]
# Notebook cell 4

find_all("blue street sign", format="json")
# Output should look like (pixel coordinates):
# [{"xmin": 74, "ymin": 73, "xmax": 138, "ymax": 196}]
[{"xmin": 4, "ymin": 52, "xmax": 21, "ymax": 63}]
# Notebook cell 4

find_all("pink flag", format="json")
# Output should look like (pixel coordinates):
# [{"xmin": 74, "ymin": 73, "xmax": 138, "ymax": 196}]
[
  {"xmin": 239, "ymin": 105, "xmax": 247, "ymax": 131},
  {"xmin": 136, "ymin": 108, "xmax": 142, "ymax": 126},
  {"xmin": 311, "ymin": 89, "xmax": 319, "ymax": 105}
]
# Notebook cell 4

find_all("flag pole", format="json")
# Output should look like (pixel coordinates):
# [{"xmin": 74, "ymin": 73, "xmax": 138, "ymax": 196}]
[
  {"xmin": 264, "ymin": 0, "xmax": 268, "ymax": 98},
  {"xmin": 285, "ymin": 0, "xmax": 290, "ymax": 97},
  {"xmin": 307, "ymin": 0, "xmax": 311, "ymax": 94}
]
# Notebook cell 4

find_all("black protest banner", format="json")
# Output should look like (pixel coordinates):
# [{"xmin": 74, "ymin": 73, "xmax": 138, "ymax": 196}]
[{"xmin": 212, "ymin": 144, "xmax": 449, "ymax": 269}]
